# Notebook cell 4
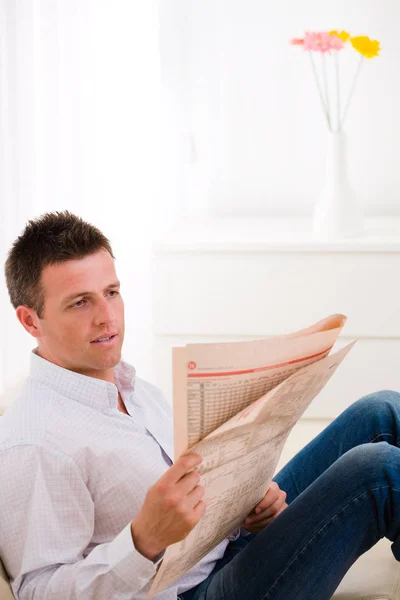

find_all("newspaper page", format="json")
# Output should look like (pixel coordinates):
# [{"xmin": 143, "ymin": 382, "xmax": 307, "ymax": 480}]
[
  {"xmin": 173, "ymin": 314, "xmax": 346, "ymax": 459},
  {"xmin": 147, "ymin": 317, "xmax": 354, "ymax": 597}
]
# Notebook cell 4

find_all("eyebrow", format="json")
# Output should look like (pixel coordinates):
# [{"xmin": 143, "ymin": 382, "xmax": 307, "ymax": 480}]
[{"xmin": 63, "ymin": 281, "xmax": 120, "ymax": 305}]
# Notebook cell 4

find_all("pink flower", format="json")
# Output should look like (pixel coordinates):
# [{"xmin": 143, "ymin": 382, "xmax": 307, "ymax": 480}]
[{"xmin": 303, "ymin": 31, "xmax": 344, "ymax": 53}]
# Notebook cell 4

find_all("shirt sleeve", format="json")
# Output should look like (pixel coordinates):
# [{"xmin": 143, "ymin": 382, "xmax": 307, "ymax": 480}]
[{"xmin": 0, "ymin": 445, "xmax": 158, "ymax": 600}]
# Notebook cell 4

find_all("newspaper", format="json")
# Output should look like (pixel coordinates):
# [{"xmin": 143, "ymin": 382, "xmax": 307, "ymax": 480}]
[{"xmin": 147, "ymin": 315, "xmax": 354, "ymax": 598}]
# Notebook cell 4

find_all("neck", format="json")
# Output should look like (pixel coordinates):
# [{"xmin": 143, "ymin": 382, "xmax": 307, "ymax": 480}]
[{"xmin": 35, "ymin": 348, "xmax": 116, "ymax": 384}]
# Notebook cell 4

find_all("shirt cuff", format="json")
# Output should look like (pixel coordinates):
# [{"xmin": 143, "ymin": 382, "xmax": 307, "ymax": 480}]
[
  {"xmin": 108, "ymin": 522, "xmax": 158, "ymax": 592},
  {"xmin": 227, "ymin": 527, "xmax": 241, "ymax": 541}
]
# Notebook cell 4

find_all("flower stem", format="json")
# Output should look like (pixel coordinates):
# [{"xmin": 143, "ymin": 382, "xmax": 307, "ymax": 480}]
[
  {"xmin": 309, "ymin": 52, "xmax": 331, "ymax": 131},
  {"xmin": 321, "ymin": 54, "xmax": 332, "ymax": 131},
  {"xmin": 341, "ymin": 55, "xmax": 364, "ymax": 129},
  {"xmin": 334, "ymin": 51, "xmax": 340, "ymax": 132}
]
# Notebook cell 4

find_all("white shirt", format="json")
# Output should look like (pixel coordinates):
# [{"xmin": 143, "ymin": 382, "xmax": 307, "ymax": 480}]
[{"xmin": 0, "ymin": 350, "xmax": 233, "ymax": 600}]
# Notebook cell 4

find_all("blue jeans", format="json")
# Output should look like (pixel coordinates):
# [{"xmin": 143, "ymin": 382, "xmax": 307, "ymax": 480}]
[{"xmin": 180, "ymin": 390, "xmax": 400, "ymax": 600}]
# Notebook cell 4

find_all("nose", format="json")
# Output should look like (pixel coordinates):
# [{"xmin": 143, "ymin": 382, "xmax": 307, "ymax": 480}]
[{"xmin": 93, "ymin": 296, "xmax": 116, "ymax": 327}]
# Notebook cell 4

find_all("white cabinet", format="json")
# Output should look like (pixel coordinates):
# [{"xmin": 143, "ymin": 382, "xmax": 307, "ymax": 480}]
[{"xmin": 152, "ymin": 216, "xmax": 400, "ymax": 426}]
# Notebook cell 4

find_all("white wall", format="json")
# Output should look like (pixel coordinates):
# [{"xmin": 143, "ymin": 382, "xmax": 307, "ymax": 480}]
[
  {"xmin": 0, "ymin": 0, "xmax": 173, "ymax": 401},
  {"xmin": 163, "ymin": 0, "xmax": 400, "ymax": 217}
]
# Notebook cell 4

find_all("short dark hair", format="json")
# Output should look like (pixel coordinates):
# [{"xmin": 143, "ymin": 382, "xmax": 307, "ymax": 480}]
[{"xmin": 5, "ymin": 210, "xmax": 115, "ymax": 318}]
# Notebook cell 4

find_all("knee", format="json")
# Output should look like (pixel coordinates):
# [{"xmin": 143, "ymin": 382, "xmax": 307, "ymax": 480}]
[
  {"xmin": 346, "ymin": 389, "xmax": 400, "ymax": 420},
  {"xmin": 339, "ymin": 441, "xmax": 397, "ymax": 479}
]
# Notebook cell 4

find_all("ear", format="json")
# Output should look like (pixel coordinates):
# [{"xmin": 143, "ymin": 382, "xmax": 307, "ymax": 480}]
[{"xmin": 15, "ymin": 306, "xmax": 42, "ymax": 339}]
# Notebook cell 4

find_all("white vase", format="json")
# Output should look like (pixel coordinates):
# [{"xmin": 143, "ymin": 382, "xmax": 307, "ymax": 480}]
[{"xmin": 312, "ymin": 131, "xmax": 364, "ymax": 238}]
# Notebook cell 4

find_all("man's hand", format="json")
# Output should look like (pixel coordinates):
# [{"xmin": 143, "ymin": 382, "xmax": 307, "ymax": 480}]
[
  {"xmin": 131, "ymin": 454, "xmax": 205, "ymax": 561},
  {"xmin": 243, "ymin": 482, "xmax": 287, "ymax": 534}
]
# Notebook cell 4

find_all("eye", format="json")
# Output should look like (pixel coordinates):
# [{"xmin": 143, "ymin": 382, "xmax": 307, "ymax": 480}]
[
  {"xmin": 74, "ymin": 299, "xmax": 86, "ymax": 308},
  {"xmin": 109, "ymin": 290, "xmax": 119, "ymax": 297}
]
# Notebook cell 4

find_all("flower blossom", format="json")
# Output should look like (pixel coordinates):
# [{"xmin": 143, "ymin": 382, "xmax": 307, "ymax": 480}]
[
  {"xmin": 303, "ymin": 31, "xmax": 344, "ymax": 53},
  {"xmin": 350, "ymin": 36, "xmax": 380, "ymax": 58}
]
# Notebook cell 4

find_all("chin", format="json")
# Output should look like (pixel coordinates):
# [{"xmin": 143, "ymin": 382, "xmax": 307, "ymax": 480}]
[{"xmin": 102, "ymin": 351, "xmax": 122, "ymax": 367}]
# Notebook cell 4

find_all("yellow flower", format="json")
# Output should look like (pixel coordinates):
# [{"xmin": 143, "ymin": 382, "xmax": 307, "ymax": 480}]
[
  {"xmin": 350, "ymin": 36, "xmax": 380, "ymax": 58},
  {"xmin": 330, "ymin": 30, "xmax": 351, "ymax": 43}
]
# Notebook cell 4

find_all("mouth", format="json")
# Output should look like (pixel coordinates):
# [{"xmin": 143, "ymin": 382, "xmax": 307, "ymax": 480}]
[{"xmin": 91, "ymin": 333, "xmax": 118, "ymax": 347}]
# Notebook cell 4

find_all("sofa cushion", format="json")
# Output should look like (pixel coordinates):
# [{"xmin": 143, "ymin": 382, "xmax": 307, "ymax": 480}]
[
  {"xmin": 0, "ymin": 559, "xmax": 14, "ymax": 600},
  {"xmin": 333, "ymin": 538, "xmax": 400, "ymax": 599}
]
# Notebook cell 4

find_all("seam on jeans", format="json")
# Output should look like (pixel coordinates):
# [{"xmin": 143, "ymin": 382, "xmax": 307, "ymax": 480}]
[
  {"xmin": 367, "ymin": 432, "xmax": 393, "ymax": 443},
  {"xmin": 261, "ymin": 484, "xmax": 396, "ymax": 600}
]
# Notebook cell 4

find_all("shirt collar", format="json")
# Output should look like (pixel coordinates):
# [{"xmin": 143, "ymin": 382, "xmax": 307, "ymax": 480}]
[{"xmin": 29, "ymin": 349, "xmax": 136, "ymax": 414}]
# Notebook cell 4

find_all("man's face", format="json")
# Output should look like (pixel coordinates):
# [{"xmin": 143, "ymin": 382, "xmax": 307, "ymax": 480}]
[{"xmin": 33, "ymin": 249, "xmax": 125, "ymax": 382}]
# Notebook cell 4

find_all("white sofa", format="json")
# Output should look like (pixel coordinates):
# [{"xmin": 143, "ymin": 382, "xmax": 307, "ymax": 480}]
[{"xmin": 0, "ymin": 562, "xmax": 13, "ymax": 600}]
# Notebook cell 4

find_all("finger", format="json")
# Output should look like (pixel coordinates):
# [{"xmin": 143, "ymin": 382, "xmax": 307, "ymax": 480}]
[
  {"xmin": 175, "ymin": 469, "xmax": 202, "ymax": 496},
  {"xmin": 250, "ymin": 498, "xmax": 285, "ymax": 523},
  {"xmin": 246, "ymin": 503, "xmax": 288, "ymax": 531},
  {"xmin": 254, "ymin": 485, "xmax": 284, "ymax": 514},
  {"xmin": 254, "ymin": 490, "xmax": 279, "ymax": 514},
  {"xmin": 254, "ymin": 502, "xmax": 288, "ymax": 527},
  {"xmin": 192, "ymin": 499, "xmax": 207, "ymax": 522},
  {"xmin": 161, "ymin": 453, "xmax": 203, "ymax": 485},
  {"xmin": 186, "ymin": 484, "xmax": 205, "ymax": 509},
  {"xmin": 246, "ymin": 495, "xmax": 286, "ymax": 524}
]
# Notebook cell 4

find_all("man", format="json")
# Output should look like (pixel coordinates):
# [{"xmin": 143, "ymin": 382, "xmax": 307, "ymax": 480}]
[{"xmin": 1, "ymin": 210, "xmax": 400, "ymax": 600}]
